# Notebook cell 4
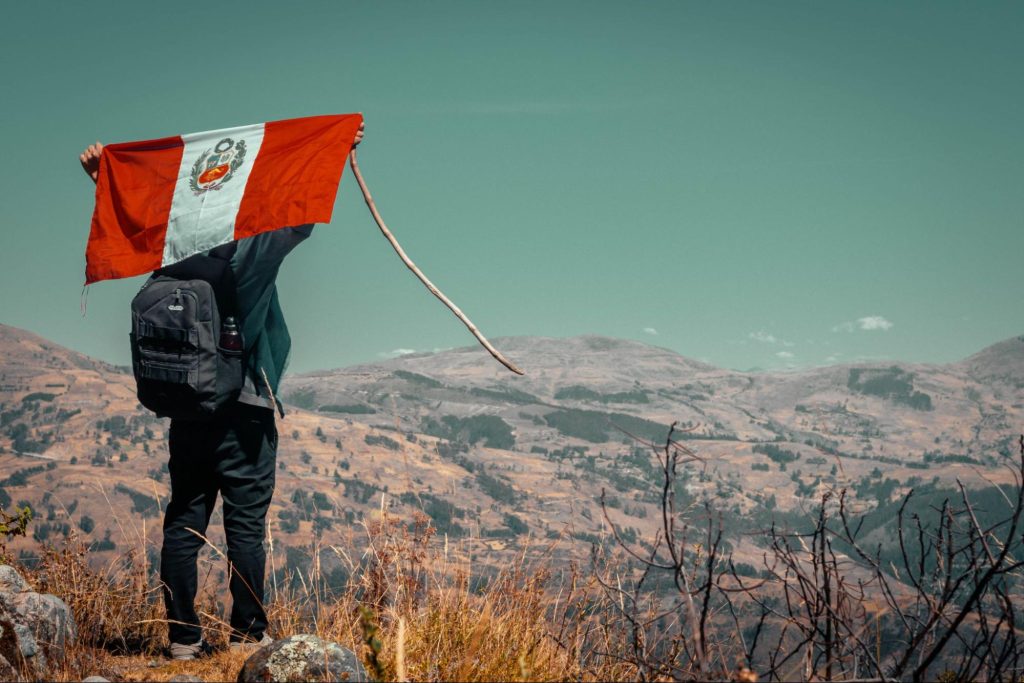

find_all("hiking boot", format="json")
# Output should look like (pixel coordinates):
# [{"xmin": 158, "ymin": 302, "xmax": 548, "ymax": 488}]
[
  {"xmin": 169, "ymin": 639, "xmax": 212, "ymax": 661},
  {"xmin": 229, "ymin": 633, "xmax": 273, "ymax": 654}
]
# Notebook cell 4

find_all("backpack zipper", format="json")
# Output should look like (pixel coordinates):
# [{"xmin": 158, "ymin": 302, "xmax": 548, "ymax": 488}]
[{"xmin": 168, "ymin": 288, "xmax": 184, "ymax": 312}]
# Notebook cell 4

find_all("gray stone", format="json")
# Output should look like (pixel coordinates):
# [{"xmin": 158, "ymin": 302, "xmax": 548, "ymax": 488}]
[
  {"xmin": 237, "ymin": 634, "xmax": 368, "ymax": 682},
  {"xmin": 0, "ymin": 566, "xmax": 28, "ymax": 593},
  {"xmin": 12, "ymin": 622, "xmax": 37, "ymax": 658},
  {"xmin": 10, "ymin": 591, "xmax": 75, "ymax": 656},
  {"xmin": 169, "ymin": 675, "xmax": 204, "ymax": 682},
  {"xmin": 82, "ymin": 677, "xmax": 111, "ymax": 682},
  {"xmin": 0, "ymin": 564, "xmax": 77, "ymax": 680}
]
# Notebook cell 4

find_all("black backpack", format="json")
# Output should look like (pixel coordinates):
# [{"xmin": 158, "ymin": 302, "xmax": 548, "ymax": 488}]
[{"xmin": 129, "ymin": 246, "xmax": 244, "ymax": 420}]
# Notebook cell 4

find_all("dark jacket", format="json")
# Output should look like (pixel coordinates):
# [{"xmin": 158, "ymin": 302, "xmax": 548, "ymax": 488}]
[
  {"xmin": 231, "ymin": 224, "xmax": 313, "ymax": 412},
  {"xmin": 154, "ymin": 224, "xmax": 313, "ymax": 414}
]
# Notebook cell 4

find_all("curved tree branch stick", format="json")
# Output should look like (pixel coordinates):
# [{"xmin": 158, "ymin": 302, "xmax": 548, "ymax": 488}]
[{"xmin": 348, "ymin": 148, "xmax": 524, "ymax": 375}]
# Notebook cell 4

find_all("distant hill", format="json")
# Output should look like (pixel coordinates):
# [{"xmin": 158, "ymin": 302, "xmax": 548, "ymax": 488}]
[
  {"xmin": 1, "ymin": 322, "xmax": 1021, "ymax": 575},
  {"xmin": 282, "ymin": 332, "xmax": 1020, "ymax": 463},
  {"xmin": 958, "ymin": 335, "xmax": 1024, "ymax": 388}
]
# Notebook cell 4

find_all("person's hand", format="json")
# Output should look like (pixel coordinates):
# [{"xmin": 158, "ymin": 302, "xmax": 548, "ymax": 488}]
[
  {"xmin": 353, "ymin": 121, "xmax": 365, "ymax": 147},
  {"xmin": 79, "ymin": 142, "xmax": 103, "ymax": 184}
]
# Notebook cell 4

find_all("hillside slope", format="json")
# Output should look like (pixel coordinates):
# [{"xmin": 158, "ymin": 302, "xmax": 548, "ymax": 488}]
[{"xmin": 1, "ymin": 323, "xmax": 1021, "ymax": 576}]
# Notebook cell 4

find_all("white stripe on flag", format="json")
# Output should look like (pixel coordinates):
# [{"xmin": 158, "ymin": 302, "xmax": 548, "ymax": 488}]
[{"xmin": 162, "ymin": 123, "xmax": 266, "ymax": 267}]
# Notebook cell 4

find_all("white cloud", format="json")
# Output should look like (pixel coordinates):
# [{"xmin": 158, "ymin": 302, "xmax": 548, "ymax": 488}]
[
  {"xmin": 642, "ymin": 327, "xmax": 658, "ymax": 336},
  {"xmin": 749, "ymin": 330, "xmax": 777, "ymax": 344},
  {"xmin": 377, "ymin": 348, "xmax": 417, "ymax": 358},
  {"xmin": 832, "ymin": 316, "xmax": 894, "ymax": 333},
  {"xmin": 749, "ymin": 330, "xmax": 795, "ymax": 347},
  {"xmin": 857, "ymin": 315, "xmax": 893, "ymax": 331},
  {"xmin": 776, "ymin": 351, "xmax": 795, "ymax": 359}
]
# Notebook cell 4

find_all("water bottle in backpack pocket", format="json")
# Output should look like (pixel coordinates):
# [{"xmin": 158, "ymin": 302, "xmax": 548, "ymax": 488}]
[{"xmin": 130, "ymin": 274, "xmax": 243, "ymax": 420}]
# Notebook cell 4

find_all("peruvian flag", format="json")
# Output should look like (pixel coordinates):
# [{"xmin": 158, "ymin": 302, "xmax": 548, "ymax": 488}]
[{"xmin": 84, "ymin": 113, "xmax": 363, "ymax": 284}]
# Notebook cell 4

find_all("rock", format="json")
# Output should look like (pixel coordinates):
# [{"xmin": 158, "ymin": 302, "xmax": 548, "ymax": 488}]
[
  {"xmin": 0, "ymin": 566, "xmax": 28, "ymax": 593},
  {"xmin": 237, "ymin": 634, "xmax": 368, "ymax": 682},
  {"xmin": 169, "ymin": 675, "xmax": 204, "ymax": 682},
  {"xmin": 82, "ymin": 677, "xmax": 111, "ymax": 682},
  {"xmin": 0, "ymin": 564, "xmax": 77, "ymax": 680},
  {"xmin": 9, "ymin": 592, "xmax": 75, "ymax": 654}
]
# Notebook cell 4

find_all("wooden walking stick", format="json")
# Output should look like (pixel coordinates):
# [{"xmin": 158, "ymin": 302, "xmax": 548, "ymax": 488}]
[{"xmin": 348, "ymin": 149, "xmax": 525, "ymax": 376}]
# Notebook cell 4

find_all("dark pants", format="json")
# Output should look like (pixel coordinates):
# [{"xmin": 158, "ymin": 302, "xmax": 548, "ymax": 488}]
[{"xmin": 160, "ymin": 404, "xmax": 277, "ymax": 645}]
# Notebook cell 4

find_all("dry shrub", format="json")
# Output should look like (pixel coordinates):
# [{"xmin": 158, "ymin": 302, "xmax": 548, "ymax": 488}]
[
  {"xmin": 258, "ymin": 506, "xmax": 612, "ymax": 681},
  {"xmin": 31, "ymin": 530, "xmax": 164, "ymax": 654}
]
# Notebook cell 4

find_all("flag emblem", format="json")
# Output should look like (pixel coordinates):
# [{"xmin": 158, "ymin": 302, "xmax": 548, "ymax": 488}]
[{"xmin": 189, "ymin": 137, "xmax": 247, "ymax": 195}]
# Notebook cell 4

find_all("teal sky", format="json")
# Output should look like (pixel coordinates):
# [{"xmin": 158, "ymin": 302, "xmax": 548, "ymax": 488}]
[{"xmin": 2, "ymin": 2, "xmax": 1021, "ymax": 373}]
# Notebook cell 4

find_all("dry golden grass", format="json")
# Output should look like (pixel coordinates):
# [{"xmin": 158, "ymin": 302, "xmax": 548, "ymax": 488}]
[
  {"xmin": 16, "ymin": 506, "xmax": 639, "ymax": 682},
  {"xmin": 32, "ymin": 533, "xmax": 165, "ymax": 654}
]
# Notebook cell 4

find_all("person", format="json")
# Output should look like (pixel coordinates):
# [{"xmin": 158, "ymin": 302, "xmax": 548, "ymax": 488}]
[{"xmin": 79, "ymin": 121, "xmax": 364, "ymax": 659}]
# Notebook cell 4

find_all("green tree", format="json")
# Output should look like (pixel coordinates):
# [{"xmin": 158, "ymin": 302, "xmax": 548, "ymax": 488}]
[{"xmin": 78, "ymin": 515, "xmax": 95, "ymax": 534}]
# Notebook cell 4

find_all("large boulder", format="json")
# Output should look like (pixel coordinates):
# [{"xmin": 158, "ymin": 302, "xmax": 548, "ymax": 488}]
[
  {"xmin": 237, "ymin": 634, "xmax": 368, "ymax": 682},
  {"xmin": 0, "ymin": 564, "xmax": 77, "ymax": 680}
]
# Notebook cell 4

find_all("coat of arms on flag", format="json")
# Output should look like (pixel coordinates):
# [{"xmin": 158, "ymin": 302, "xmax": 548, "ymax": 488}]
[{"xmin": 190, "ymin": 137, "xmax": 247, "ymax": 194}]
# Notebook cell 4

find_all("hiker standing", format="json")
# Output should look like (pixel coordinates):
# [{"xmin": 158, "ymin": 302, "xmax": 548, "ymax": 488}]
[{"xmin": 78, "ymin": 121, "xmax": 364, "ymax": 658}]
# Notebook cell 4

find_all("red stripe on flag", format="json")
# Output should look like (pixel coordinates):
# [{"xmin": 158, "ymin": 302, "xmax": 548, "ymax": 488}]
[
  {"xmin": 84, "ymin": 136, "xmax": 183, "ymax": 284},
  {"xmin": 234, "ymin": 114, "xmax": 363, "ymax": 240}
]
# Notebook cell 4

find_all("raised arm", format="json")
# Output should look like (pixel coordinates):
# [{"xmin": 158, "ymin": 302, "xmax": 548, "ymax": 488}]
[{"xmin": 79, "ymin": 142, "xmax": 103, "ymax": 184}]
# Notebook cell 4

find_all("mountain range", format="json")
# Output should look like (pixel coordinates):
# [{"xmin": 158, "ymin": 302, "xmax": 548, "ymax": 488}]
[{"xmin": 1, "ymin": 323, "xmax": 1021, "ymax": 573}]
